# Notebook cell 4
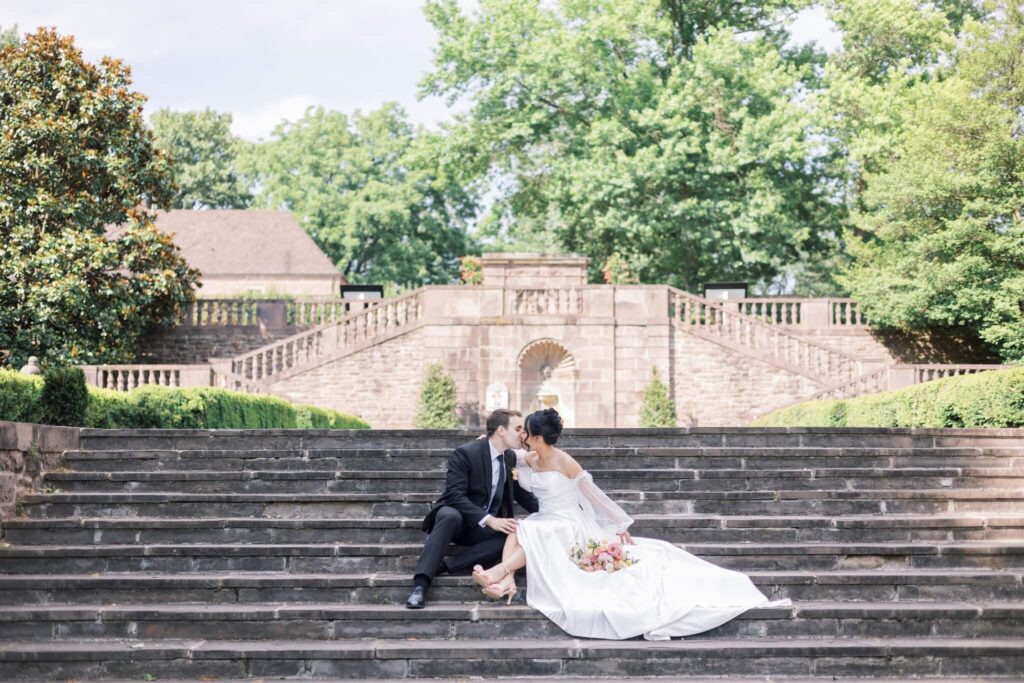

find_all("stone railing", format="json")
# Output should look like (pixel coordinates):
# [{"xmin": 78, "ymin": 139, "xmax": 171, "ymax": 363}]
[
  {"xmin": 286, "ymin": 298, "xmax": 377, "ymax": 327},
  {"xmin": 80, "ymin": 364, "xmax": 213, "ymax": 392},
  {"xmin": 230, "ymin": 289, "xmax": 424, "ymax": 383},
  {"xmin": 670, "ymin": 289, "xmax": 862, "ymax": 384},
  {"xmin": 180, "ymin": 298, "xmax": 374, "ymax": 329},
  {"xmin": 509, "ymin": 288, "xmax": 583, "ymax": 316},
  {"xmin": 728, "ymin": 297, "xmax": 867, "ymax": 329},
  {"xmin": 185, "ymin": 299, "xmax": 261, "ymax": 326},
  {"xmin": 812, "ymin": 364, "xmax": 1012, "ymax": 401}
]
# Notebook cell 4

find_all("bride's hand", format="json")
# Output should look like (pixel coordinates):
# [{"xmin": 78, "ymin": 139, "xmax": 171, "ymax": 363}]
[{"xmin": 618, "ymin": 531, "xmax": 635, "ymax": 545}]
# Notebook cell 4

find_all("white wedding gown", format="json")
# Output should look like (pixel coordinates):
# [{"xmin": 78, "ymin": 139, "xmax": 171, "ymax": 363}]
[{"xmin": 513, "ymin": 458, "xmax": 786, "ymax": 640}]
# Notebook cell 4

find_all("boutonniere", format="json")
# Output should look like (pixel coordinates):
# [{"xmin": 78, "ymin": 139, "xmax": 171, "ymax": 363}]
[{"xmin": 511, "ymin": 467, "xmax": 519, "ymax": 481}]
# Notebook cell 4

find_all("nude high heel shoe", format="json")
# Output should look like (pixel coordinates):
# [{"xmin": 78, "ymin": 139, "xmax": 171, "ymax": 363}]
[{"xmin": 482, "ymin": 574, "xmax": 518, "ymax": 605}]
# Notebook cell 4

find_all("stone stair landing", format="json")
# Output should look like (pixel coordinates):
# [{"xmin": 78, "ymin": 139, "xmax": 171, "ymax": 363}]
[{"xmin": 1, "ymin": 427, "xmax": 1024, "ymax": 679}]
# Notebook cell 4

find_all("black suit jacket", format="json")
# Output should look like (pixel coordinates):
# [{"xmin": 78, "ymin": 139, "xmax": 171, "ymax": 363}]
[{"xmin": 422, "ymin": 438, "xmax": 540, "ymax": 533}]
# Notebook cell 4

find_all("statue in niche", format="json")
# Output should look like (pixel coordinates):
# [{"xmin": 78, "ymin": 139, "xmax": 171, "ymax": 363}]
[{"xmin": 532, "ymin": 364, "xmax": 561, "ymax": 411}]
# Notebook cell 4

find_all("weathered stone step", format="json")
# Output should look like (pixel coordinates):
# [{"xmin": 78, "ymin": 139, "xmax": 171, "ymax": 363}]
[
  {"xmin": 61, "ymin": 447, "xmax": 1024, "ymax": 473},
  {"xmin": 77, "ymin": 679, "xmax": 1022, "ymax": 683},
  {"xmin": 3, "ymin": 636, "xmax": 1024, "ymax": 679},
  {"xmin": 42, "ymin": 467, "xmax": 1024, "ymax": 494},
  {"xmin": 4, "ymin": 601, "xmax": 1024, "ymax": 642},
  {"xmin": 3, "ymin": 541, "xmax": 1024, "ymax": 574},
  {"xmin": 2, "ymin": 570, "xmax": 1020, "ymax": 606},
  {"xmin": 77, "ymin": 426, "xmax": 1024, "ymax": 452},
  {"xmin": 18, "ymin": 489, "xmax": 1024, "ymax": 519},
  {"xmin": 7, "ymin": 515, "xmax": 1024, "ymax": 546}
]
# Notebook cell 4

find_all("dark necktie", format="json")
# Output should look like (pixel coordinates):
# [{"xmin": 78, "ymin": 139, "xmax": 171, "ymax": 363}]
[{"xmin": 488, "ymin": 457, "xmax": 505, "ymax": 516}]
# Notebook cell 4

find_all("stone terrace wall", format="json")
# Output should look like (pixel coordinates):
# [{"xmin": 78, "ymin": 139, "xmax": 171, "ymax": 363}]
[
  {"xmin": 0, "ymin": 421, "xmax": 78, "ymax": 521},
  {"xmin": 135, "ymin": 325, "xmax": 303, "ymax": 364}
]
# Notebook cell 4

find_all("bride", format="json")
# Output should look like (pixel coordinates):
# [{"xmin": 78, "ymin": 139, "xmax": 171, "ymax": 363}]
[{"xmin": 471, "ymin": 407, "xmax": 784, "ymax": 641}]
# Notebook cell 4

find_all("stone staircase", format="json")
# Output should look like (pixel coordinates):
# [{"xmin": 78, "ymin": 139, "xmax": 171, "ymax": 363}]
[
  {"xmin": 669, "ymin": 288, "xmax": 863, "ymax": 386},
  {"xmin": 2, "ymin": 427, "xmax": 1024, "ymax": 679}
]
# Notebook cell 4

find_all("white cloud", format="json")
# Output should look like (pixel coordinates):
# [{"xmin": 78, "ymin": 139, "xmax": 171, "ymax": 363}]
[{"xmin": 228, "ymin": 94, "xmax": 319, "ymax": 141}]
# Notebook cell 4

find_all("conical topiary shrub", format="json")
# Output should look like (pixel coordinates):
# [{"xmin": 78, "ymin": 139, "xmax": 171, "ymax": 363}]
[
  {"xmin": 414, "ymin": 362, "xmax": 460, "ymax": 428},
  {"xmin": 639, "ymin": 367, "xmax": 677, "ymax": 427}
]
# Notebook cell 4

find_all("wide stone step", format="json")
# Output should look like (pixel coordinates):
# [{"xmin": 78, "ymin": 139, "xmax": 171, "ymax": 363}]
[
  {"xmin": 3, "ymin": 636, "xmax": 1024, "ymax": 679},
  {"xmin": 6, "ymin": 515, "xmax": 1024, "ymax": 546},
  {"xmin": 18, "ymin": 489, "xmax": 1024, "ymax": 519},
  {"xmin": 3, "ymin": 541, "xmax": 1024, "ymax": 574},
  {"xmin": 4, "ymin": 601, "xmax": 1024, "ymax": 642},
  {"xmin": 3, "ymin": 570, "xmax": 1022, "ymax": 606},
  {"xmin": 76, "ymin": 426, "xmax": 1024, "ymax": 452},
  {"xmin": 41, "ymin": 467, "xmax": 1024, "ymax": 494},
  {"xmin": 61, "ymin": 447, "xmax": 1024, "ymax": 473}
]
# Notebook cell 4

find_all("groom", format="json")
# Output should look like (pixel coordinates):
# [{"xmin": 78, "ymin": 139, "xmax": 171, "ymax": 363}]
[{"xmin": 405, "ymin": 408, "xmax": 539, "ymax": 609}]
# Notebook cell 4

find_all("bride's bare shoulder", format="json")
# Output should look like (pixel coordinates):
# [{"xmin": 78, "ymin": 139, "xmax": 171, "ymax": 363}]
[{"xmin": 558, "ymin": 450, "xmax": 584, "ymax": 477}]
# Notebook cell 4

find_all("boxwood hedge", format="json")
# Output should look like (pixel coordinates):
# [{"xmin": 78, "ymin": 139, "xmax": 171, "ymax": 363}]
[
  {"xmin": 752, "ymin": 366, "xmax": 1024, "ymax": 428},
  {"xmin": 0, "ymin": 369, "xmax": 368, "ymax": 429}
]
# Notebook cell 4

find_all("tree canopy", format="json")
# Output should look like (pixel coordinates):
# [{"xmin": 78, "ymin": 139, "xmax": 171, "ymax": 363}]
[
  {"xmin": 420, "ymin": 0, "xmax": 846, "ymax": 291},
  {"xmin": 838, "ymin": 6, "xmax": 1024, "ymax": 361},
  {"xmin": 0, "ymin": 28, "xmax": 198, "ymax": 368},
  {"xmin": 243, "ymin": 103, "xmax": 477, "ymax": 285},
  {"xmin": 150, "ymin": 108, "xmax": 252, "ymax": 209}
]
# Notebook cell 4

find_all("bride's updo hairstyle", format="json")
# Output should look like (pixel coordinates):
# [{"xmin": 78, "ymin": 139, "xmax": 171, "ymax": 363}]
[{"xmin": 525, "ymin": 408, "xmax": 564, "ymax": 445}]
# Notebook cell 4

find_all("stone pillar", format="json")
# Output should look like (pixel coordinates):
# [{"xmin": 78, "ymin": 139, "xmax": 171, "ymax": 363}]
[
  {"xmin": 887, "ymin": 366, "xmax": 917, "ymax": 391},
  {"xmin": 802, "ymin": 300, "xmax": 830, "ymax": 329}
]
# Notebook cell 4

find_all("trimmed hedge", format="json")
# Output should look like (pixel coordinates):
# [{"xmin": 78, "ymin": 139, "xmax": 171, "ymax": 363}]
[
  {"xmin": 40, "ymin": 367, "xmax": 89, "ymax": 427},
  {"xmin": 752, "ymin": 366, "xmax": 1024, "ymax": 428},
  {"xmin": 0, "ymin": 369, "xmax": 43, "ymax": 424},
  {"xmin": 0, "ymin": 371, "xmax": 369, "ymax": 430}
]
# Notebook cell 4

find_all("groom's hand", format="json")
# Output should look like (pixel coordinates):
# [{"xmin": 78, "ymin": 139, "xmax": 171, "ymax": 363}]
[{"xmin": 485, "ymin": 517, "xmax": 518, "ymax": 534}]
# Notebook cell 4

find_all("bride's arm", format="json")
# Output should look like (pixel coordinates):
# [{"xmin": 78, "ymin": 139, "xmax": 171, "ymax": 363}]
[{"xmin": 577, "ymin": 471, "xmax": 635, "ymax": 540}]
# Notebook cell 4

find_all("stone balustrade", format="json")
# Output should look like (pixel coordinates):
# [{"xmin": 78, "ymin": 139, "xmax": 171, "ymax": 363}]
[
  {"xmin": 179, "ymin": 298, "xmax": 375, "ymax": 330},
  {"xmin": 669, "ymin": 288, "xmax": 862, "ymax": 384},
  {"xmin": 80, "ymin": 364, "xmax": 214, "ymax": 392},
  {"xmin": 230, "ymin": 289, "xmax": 424, "ymax": 383},
  {"xmin": 812, "ymin": 364, "xmax": 1012, "ymax": 401},
  {"xmin": 729, "ymin": 297, "xmax": 867, "ymax": 328}
]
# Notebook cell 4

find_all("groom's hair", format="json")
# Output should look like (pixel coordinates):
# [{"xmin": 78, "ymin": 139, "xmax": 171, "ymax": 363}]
[{"xmin": 485, "ymin": 409, "xmax": 522, "ymax": 437}]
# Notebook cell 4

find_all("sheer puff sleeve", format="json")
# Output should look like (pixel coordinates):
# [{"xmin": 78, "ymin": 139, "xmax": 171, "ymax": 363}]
[
  {"xmin": 576, "ymin": 471, "xmax": 633, "ymax": 535},
  {"xmin": 513, "ymin": 449, "xmax": 534, "ymax": 492}
]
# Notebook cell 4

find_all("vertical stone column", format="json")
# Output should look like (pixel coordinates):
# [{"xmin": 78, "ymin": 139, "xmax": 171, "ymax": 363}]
[{"xmin": 612, "ymin": 287, "xmax": 673, "ymax": 428}]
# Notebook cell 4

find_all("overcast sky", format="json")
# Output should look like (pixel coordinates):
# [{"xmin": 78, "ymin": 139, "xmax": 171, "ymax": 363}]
[{"xmin": 2, "ymin": 1, "xmax": 841, "ymax": 140}]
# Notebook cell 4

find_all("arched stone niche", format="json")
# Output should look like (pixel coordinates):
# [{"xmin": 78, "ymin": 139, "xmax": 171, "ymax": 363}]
[{"xmin": 517, "ymin": 339, "xmax": 577, "ymax": 427}]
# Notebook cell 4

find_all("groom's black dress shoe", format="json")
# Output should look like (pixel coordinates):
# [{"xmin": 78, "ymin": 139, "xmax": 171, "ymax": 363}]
[{"xmin": 405, "ymin": 586, "xmax": 427, "ymax": 609}]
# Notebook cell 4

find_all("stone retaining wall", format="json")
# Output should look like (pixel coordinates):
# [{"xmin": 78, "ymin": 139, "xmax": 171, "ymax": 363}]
[{"xmin": 0, "ymin": 421, "xmax": 78, "ymax": 521}]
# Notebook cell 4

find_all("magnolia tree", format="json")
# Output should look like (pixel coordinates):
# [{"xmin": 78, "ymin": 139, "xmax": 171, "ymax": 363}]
[{"xmin": 0, "ymin": 29, "xmax": 198, "ymax": 368}]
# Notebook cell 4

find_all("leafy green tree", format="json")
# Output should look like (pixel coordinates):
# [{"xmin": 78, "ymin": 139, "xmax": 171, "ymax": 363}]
[
  {"xmin": 0, "ymin": 24, "xmax": 19, "ymax": 48},
  {"xmin": 421, "ymin": 0, "xmax": 845, "ymax": 292},
  {"xmin": 0, "ymin": 28, "xmax": 199, "ymax": 368},
  {"xmin": 150, "ymin": 108, "xmax": 252, "ymax": 209},
  {"xmin": 243, "ymin": 103, "xmax": 476, "ymax": 286},
  {"xmin": 414, "ymin": 362, "xmax": 460, "ymax": 428},
  {"xmin": 639, "ymin": 367, "xmax": 677, "ymax": 427},
  {"xmin": 838, "ymin": 7, "xmax": 1024, "ymax": 361}
]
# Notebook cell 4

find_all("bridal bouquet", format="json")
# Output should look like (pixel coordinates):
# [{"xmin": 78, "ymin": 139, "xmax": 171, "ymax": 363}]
[{"xmin": 569, "ymin": 539, "xmax": 639, "ymax": 573}]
